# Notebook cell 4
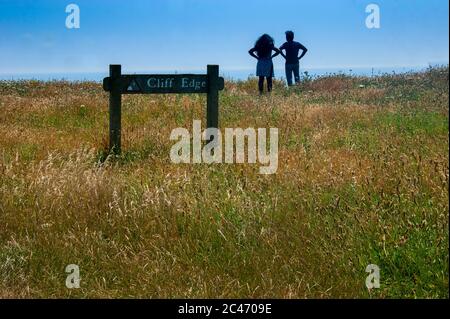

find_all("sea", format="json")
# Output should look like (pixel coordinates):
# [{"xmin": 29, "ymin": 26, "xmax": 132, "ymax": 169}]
[{"xmin": 0, "ymin": 66, "xmax": 439, "ymax": 82}]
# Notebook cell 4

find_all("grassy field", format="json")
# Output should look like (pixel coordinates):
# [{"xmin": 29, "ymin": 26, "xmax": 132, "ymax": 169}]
[{"xmin": 0, "ymin": 67, "xmax": 448, "ymax": 298}]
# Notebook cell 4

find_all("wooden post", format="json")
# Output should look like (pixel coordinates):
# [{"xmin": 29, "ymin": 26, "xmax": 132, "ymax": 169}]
[
  {"xmin": 109, "ymin": 64, "xmax": 122, "ymax": 154},
  {"xmin": 207, "ymin": 65, "xmax": 219, "ymax": 132}
]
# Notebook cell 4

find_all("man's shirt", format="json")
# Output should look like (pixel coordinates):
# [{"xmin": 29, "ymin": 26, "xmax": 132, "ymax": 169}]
[{"xmin": 280, "ymin": 41, "xmax": 306, "ymax": 64}]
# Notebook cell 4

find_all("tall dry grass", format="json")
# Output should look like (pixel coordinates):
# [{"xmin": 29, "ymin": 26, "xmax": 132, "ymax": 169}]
[{"xmin": 0, "ymin": 67, "xmax": 448, "ymax": 298}]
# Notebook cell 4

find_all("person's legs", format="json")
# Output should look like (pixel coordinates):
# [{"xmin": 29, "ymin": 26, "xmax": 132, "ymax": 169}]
[
  {"xmin": 258, "ymin": 76, "xmax": 264, "ymax": 93},
  {"xmin": 267, "ymin": 76, "xmax": 273, "ymax": 92},
  {"xmin": 285, "ymin": 64, "xmax": 293, "ymax": 86},
  {"xmin": 293, "ymin": 63, "xmax": 300, "ymax": 84}
]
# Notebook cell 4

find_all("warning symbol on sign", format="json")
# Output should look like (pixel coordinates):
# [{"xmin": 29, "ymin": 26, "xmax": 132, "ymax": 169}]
[{"xmin": 126, "ymin": 79, "xmax": 140, "ymax": 92}]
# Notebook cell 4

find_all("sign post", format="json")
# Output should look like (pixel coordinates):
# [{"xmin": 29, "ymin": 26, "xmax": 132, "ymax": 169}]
[
  {"xmin": 109, "ymin": 65, "xmax": 122, "ymax": 154},
  {"xmin": 207, "ymin": 65, "xmax": 219, "ymax": 131},
  {"xmin": 103, "ymin": 65, "xmax": 224, "ymax": 154}
]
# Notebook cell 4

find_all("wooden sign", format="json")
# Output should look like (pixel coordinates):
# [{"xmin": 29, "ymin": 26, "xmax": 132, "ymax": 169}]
[
  {"xmin": 104, "ymin": 74, "xmax": 224, "ymax": 94},
  {"xmin": 103, "ymin": 65, "xmax": 224, "ymax": 154}
]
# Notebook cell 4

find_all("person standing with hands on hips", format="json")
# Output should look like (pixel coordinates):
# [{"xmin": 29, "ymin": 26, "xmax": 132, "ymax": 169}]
[
  {"xmin": 249, "ymin": 34, "xmax": 283, "ymax": 94},
  {"xmin": 279, "ymin": 31, "xmax": 308, "ymax": 86}
]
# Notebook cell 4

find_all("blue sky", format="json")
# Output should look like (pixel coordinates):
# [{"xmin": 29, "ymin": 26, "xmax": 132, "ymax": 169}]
[{"xmin": 0, "ymin": 0, "xmax": 448, "ymax": 74}]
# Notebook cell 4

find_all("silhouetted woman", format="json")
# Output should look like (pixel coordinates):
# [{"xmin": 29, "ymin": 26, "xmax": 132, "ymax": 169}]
[{"xmin": 249, "ymin": 34, "xmax": 282, "ymax": 94}]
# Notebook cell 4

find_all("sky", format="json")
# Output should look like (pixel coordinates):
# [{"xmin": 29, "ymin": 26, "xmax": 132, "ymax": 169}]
[{"xmin": 0, "ymin": 0, "xmax": 448, "ymax": 74}]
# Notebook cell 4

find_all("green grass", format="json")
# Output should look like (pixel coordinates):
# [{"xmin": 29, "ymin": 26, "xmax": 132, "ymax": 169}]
[
  {"xmin": 375, "ymin": 110, "xmax": 449, "ymax": 136},
  {"xmin": 0, "ymin": 67, "xmax": 448, "ymax": 298}
]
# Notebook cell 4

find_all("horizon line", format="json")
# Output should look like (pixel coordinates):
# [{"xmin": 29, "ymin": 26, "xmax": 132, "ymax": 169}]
[{"xmin": 1, "ymin": 63, "xmax": 448, "ymax": 76}]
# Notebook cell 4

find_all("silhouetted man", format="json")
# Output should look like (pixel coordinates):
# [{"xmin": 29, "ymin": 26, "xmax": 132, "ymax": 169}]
[{"xmin": 279, "ymin": 31, "xmax": 308, "ymax": 86}]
